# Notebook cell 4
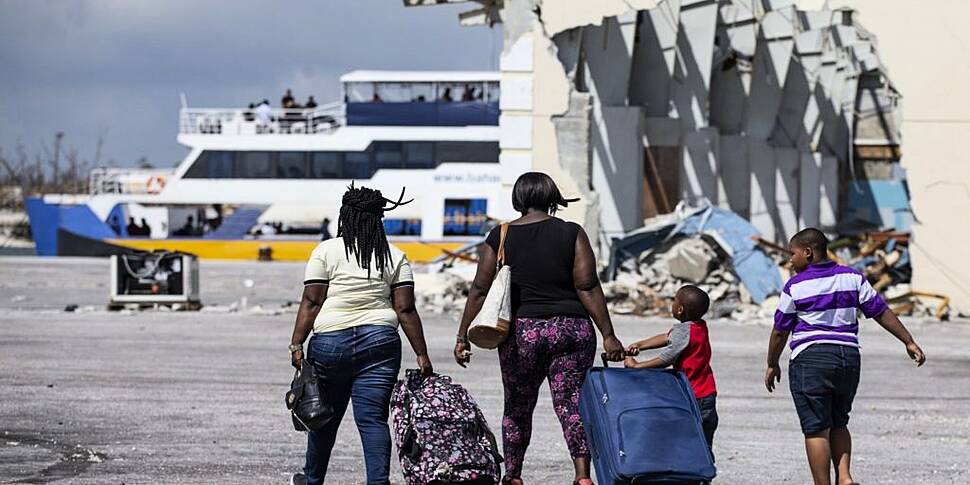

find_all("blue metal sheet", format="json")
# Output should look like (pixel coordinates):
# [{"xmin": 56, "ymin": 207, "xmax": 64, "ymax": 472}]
[
  {"xmin": 24, "ymin": 197, "xmax": 59, "ymax": 256},
  {"xmin": 60, "ymin": 205, "xmax": 118, "ymax": 240},
  {"xmin": 677, "ymin": 207, "xmax": 784, "ymax": 303},
  {"xmin": 106, "ymin": 204, "xmax": 127, "ymax": 237},
  {"xmin": 24, "ymin": 198, "xmax": 118, "ymax": 256},
  {"xmin": 844, "ymin": 179, "xmax": 913, "ymax": 231}
]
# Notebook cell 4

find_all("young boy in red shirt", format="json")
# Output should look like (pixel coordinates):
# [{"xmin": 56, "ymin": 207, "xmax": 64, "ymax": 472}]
[{"xmin": 623, "ymin": 285, "xmax": 718, "ymax": 455}]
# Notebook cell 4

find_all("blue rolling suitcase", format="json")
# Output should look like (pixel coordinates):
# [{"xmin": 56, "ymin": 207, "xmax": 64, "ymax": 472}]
[{"xmin": 579, "ymin": 355, "xmax": 716, "ymax": 485}]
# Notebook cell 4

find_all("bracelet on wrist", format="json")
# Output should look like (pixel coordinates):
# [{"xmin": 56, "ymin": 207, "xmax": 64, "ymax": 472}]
[{"xmin": 288, "ymin": 344, "xmax": 303, "ymax": 354}]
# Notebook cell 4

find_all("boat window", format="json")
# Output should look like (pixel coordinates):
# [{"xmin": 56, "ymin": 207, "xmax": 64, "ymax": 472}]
[
  {"xmin": 384, "ymin": 218, "xmax": 422, "ymax": 236},
  {"xmin": 374, "ymin": 142, "xmax": 403, "ymax": 170},
  {"xmin": 485, "ymin": 81, "xmax": 500, "ymax": 103},
  {"xmin": 344, "ymin": 152, "xmax": 372, "ymax": 179},
  {"xmin": 346, "ymin": 82, "xmax": 375, "ymax": 103},
  {"xmin": 435, "ymin": 141, "xmax": 499, "ymax": 164},
  {"xmin": 277, "ymin": 152, "xmax": 307, "ymax": 178},
  {"xmin": 236, "ymin": 151, "xmax": 274, "ymax": 178},
  {"xmin": 409, "ymin": 83, "xmax": 434, "ymax": 102},
  {"xmin": 437, "ymin": 83, "xmax": 466, "ymax": 103},
  {"xmin": 184, "ymin": 151, "xmax": 235, "ymax": 178},
  {"xmin": 375, "ymin": 83, "xmax": 413, "ymax": 103},
  {"xmin": 443, "ymin": 199, "xmax": 489, "ymax": 236},
  {"xmin": 310, "ymin": 152, "xmax": 343, "ymax": 179},
  {"xmin": 183, "ymin": 141, "xmax": 496, "ymax": 181},
  {"xmin": 404, "ymin": 142, "xmax": 435, "ymax": 169}
]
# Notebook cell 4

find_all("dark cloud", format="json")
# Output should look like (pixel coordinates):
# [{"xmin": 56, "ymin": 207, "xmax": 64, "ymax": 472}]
[{"xmin": 0, "ymin": 0, "xmax": 500, "ymax": 167}]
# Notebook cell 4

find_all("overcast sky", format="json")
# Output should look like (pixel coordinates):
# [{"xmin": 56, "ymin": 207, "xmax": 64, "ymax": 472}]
[{"xmin": 0, "ymin": 0, "xmax": 500, "ymax": 168}]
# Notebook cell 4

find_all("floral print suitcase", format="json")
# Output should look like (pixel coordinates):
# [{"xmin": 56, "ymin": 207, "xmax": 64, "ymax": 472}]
[{"xmin": 390, "ymin": 370, "xmax": 503, "ymax": 485}]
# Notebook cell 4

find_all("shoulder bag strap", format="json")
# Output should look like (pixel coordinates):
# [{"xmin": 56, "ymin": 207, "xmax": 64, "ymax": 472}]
[{"xmin": 496, "ymin": 223, "xmax": 509, "ymax": 267}]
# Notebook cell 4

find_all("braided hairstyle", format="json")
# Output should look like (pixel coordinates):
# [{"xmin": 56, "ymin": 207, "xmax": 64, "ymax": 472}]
[{"xmin": 337, "ymin": 184, "xmax": 410, "ymax": 279}]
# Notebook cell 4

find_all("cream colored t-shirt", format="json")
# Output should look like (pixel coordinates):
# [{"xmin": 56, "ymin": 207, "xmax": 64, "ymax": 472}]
[{"xmin": 303, "ymin": 237, "xmax": 414, "ymax": 334}]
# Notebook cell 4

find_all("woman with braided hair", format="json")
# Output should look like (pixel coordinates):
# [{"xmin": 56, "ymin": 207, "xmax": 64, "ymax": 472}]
[{"xmin": 288, "ymin": 184, "xmax": 433, "ymax": 485}]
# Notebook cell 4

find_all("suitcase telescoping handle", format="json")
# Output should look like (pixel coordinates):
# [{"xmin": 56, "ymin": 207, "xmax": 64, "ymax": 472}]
[{"xmin": 601, "ymin": 351, "xmax": 635, "ymax": 367}]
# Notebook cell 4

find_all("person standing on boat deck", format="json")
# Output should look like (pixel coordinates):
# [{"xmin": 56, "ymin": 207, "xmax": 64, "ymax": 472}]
[
  {"xmin": 282, "ymin": 89, "xmax": 296, "ymax": 108},
  {"xmin": 454, "ymin": 172, "xmax": 626, "ymax": 485},
  {"xmin": 305, "ymin": 96, "xmax": 318, "ymax": 109},
  {"xmin": 320, "ymin": 217, "xmax": 332, "ymax": 241},
  {"xmin": 288, "ymin": 185, "xmax": 433, "ymax": 485},
  {"xmin": 255, "ymin": 99, "xmax": 272, "ymax": 131}
]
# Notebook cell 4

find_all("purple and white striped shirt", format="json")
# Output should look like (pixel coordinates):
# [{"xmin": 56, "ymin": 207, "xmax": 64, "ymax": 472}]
[{"xmin": 774, "ymin": 260, "xmax": 889, "ymax": 359}]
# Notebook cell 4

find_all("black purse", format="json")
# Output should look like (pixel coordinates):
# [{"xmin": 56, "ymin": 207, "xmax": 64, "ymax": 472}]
[{"xmin": 285, "ymin": 359, "xmax": 335, "ymax": 432}]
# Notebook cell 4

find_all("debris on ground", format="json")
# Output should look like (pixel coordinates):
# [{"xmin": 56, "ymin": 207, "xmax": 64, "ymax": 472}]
[
  {"xmin": 603, "ymin": 203, "xmax": 784, "ymax": 320},
  {"xmin": 602, "ymin": 234, "xmax": 770, "ymax": 320},
  {"xmin": 413, "ymin": 262, "xmax": 473, "ymax": 316},
  {"xmin": 831, "ymin": 230, "xmax": 911, "ymax": 291},
  {"xmin": 412, "ymin": 210, "xmax": 951, "ymax": 322},
  {"xmin": 829, "ymin": 231, "xmax": 950, "ymax": 320}
]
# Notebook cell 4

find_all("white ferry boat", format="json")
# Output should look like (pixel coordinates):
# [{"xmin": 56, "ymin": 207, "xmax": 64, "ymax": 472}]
[{"xmin": 25, "ymin": 71, "xmax": 511, "ymax": 262}]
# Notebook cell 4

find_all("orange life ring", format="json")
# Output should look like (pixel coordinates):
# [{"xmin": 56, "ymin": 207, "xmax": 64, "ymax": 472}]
[{"xmin": 146, "ymin": 175, "xmax": 167, "ymax": 194}]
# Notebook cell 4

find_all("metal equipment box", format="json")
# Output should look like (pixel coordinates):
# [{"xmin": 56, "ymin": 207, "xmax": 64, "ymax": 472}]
[{"xmin": 109, "ymin": 252, "xmax": 201, "ymax": 310}]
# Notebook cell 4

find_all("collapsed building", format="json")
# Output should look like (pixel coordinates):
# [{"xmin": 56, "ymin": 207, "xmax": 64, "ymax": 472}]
[{"xmin": 407, "ymin": 0, "xmax": 933, "ymax": 316}]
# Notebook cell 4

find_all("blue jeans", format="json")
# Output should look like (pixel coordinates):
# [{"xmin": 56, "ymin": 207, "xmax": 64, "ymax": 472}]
[
  {"xmin": 304, "ymin": 324, "xmax": 402, "ymax": 485},
  {"xmin": 696, "ymin": 394, "xmax": 718, "ymax": 457}
]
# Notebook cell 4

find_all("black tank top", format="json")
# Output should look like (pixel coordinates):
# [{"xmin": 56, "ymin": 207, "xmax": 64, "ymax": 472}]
[{"xmin": 485, "ymin": 217, "xmax": 588, "ymax": 318}]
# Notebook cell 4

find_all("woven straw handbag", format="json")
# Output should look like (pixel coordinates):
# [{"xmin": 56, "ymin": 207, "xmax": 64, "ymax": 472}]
[{"xmin": 467, "ymin": 223, "xmax": 512, "ymax": 349}]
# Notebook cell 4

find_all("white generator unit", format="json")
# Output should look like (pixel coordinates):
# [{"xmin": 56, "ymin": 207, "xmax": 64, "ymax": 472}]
[{"xmin": 109, "ymin": 252, "xmax": 201, "ymax": 310}]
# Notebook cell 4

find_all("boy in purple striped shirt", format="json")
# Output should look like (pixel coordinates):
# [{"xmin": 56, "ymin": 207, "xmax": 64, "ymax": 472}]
[{"xmin": 764, "ymin": 228, "xmax": 925, "ymax": 485}]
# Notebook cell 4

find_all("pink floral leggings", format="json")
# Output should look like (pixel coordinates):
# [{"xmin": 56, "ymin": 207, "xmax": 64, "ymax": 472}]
[{"xmin": 498, "ymin": 316, "xmax": 597, "ymax": 480}]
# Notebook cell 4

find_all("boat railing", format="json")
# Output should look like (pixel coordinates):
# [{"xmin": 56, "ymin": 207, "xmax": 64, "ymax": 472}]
[
  {"xmin": 89, "ymin": 167, "xmax": 174, "ymax": 195},
  {"xmin": 178, "ymin": 103, "xmax": 345, "ymax": 135}
]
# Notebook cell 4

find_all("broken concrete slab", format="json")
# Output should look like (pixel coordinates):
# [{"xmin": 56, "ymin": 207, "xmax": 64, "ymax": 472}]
[{"xmin": 665, "ymin": 237, "xmax": 716, "ymax": 283}]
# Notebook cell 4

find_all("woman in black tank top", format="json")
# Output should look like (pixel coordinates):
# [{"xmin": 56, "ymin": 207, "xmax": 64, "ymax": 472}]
[{"xmin": 455, "ymin": 172, "xmax": 625, "ymax": 485}]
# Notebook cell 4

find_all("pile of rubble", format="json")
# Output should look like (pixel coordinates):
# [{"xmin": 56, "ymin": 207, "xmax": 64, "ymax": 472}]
[
  {"xmin": 831, "ymin": 231, "xmax": 950, "ymax": 320},
  {"xmin": 603, "ymin": 203, "xmax": 785, "ymax": 321},
  {"xmin": 413, "ymin": 262, "xmax": 473, "ymax": 316},
  {"xmin": 412, "ymin": 213, "xmax": 952, "ymax": 322},
  {"xmin": 603, "ymin": 236, "xmax": 778, "ymax": 320},
  {"xmin": 411, "ymin": 240, "xmax": 780, "ymax": 320}
]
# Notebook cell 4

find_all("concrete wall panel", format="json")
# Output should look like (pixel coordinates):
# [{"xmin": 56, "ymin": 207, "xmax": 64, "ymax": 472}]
[
  {"xmin": 776, "ymin": 147, "xmax": 801, "ymax": 239},
  {"xmin": 749, "ymin": 140, "xmax": 778, "ymax": 241},
  {"xmin": 592, "ymin": 106, "xmax": 645, "ymax": 239},
  {"xmin": 671, "ymin": 1, "xmax": 718, "ymax": 126},
  {"xmin": 501, "ymin": 35, "xmax": 534, "ymax": 72},
  {"xmin": 499, "ymin": 115, "xmax": 533, "ymax": 150},
  {"xmin": 629, "ymin": 3, "xmax": 680, "ymax": 116},
  {"xmin": 583, "ymin": 16, "xmax": 637, "ymax": 106},
  {"xmin": 682, "ymin": 128, "xmax": 720, "ymax": 204},
  {"xmin": 536, "ymin": 0, "xmax": 658, "ymax": 37},
  {"xmin": 499, "ymin": 77, "xmax": 534, "ymax": 111},
  {"xmin": 819, "ymin": 155, "xmax": 838, "ymax": 228},
  {"xmin": 798, "ymin": 150, "xmax": 820, "ymax": 229},
  {"xmin": 719, "ymin": 135, "xmax": 750, "ymax": 218}
]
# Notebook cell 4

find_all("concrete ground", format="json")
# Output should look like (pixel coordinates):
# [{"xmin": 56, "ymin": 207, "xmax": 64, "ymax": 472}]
[{"xmin": 1, "ymin": 257, "xmax": 968, "ymax": 484}]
